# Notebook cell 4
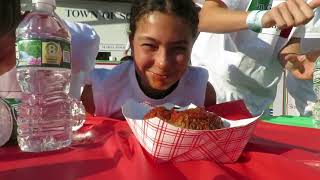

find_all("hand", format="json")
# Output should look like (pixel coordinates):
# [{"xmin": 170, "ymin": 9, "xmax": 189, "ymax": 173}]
[
  {"xmin": 262, "ymin": 0, "xmax": 320, "ymax": 30},
  {"xmin": 284, "ymin": 52, "xmax": 319, "ymax": 80},
  {"xmin": 309, "ymin": 0, "xmax": 320, "ymax": 8}
]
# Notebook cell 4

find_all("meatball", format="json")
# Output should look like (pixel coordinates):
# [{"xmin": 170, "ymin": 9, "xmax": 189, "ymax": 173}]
[
  {"xmin": 170, "ymin": 107, "xmax": 223, "ymax": 130},
  {"xmin": 143, "ymin": 106, "xmax": 172, "ymax": 122},
  {"xmin": 143, "ymin": 106, "xmax": 223, "ymax": 130}
]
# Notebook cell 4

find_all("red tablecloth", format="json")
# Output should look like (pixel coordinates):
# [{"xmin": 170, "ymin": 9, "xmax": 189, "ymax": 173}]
[{"xmin": 1, "ymin": 101, "xmax": 320, "ymax": 180}]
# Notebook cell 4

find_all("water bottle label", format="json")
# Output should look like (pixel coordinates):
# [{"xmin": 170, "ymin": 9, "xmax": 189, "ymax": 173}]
[
  {"xmin": 314, "ymin": 71, "xmax": 320, "ymax": 83},
  {"xmin": 313, "ymin": 56, "xmax": 320, "ymax": 83},
  {"xmin": 313, "ymin": 56, "xmax": 320, "ymax": 98},
  {"xmin": 16, "ymin": 39, "xmax": 71, "ymax": 69},
  {"xmin": 0, "ymin": 98, "xmax": 20, "ymax": 145},
  {"xmin": 314, "ymin": 56, "xmax": 320, "ymax": 71}
]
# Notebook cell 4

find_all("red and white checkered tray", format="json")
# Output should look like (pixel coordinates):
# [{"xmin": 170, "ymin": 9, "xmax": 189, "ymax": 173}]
[{"xmin": 122, "ymin": 99, "xmax": 260, "ymax": 163}]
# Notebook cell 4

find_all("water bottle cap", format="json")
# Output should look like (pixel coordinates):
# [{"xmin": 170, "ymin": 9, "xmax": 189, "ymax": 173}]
[{"xmin": 32, "ymin": 0, "xmax": 56, "ymax": 7}]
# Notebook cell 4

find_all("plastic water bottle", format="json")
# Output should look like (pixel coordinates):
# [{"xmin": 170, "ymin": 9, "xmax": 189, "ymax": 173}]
[
  {"xmin": 312, "ymin": 56, "xmax": 320, "ymax": 128},
  {"xmin": 15, "ymin": 0, "xmax": 73, "ymax": 152},
  {"xmin": 70, "ymin": 98, "xmax": 86, "ymax": 131}
]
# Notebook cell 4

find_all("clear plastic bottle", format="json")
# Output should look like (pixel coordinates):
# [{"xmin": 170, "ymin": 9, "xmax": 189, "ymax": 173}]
[
  {"xmin": 15, "ymin": 0, "xmax": 73, "ymax": 151},
  {"xmin": 312, "ymin": 56, "xmax": 320, "ymax": 128}
]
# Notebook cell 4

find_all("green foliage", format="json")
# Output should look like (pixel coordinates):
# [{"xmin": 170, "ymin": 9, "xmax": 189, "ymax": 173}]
[{"xmin": 18, "ymin": 40, "xmax": 41, "ymax": 58}]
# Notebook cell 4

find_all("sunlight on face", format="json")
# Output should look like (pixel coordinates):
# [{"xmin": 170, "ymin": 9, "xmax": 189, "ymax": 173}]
[{"xmin": 132, "ymin": 11, "xmax": 193, "ymax": 95}]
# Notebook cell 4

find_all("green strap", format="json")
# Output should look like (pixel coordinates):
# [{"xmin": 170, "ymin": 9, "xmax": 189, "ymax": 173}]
[{"xmin": 262, "ymin": 116, "xmax": 314, "ymax": 128}]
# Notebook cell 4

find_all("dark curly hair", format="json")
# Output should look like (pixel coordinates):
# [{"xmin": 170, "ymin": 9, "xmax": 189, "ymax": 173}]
[
  {"xmin": 0, "ymin": 0, "xmax": 21, "ymax": 36},
  {"xmin": 129, "ymin": 0, "xmax": 199, "ymax": 39}
]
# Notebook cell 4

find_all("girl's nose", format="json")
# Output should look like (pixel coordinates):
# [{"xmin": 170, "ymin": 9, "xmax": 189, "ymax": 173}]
[{"xmin": 155, "ymin": 48, "xmax": 170, "ymax": 69}]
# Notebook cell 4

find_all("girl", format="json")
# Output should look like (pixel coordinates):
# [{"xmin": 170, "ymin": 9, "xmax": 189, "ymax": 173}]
[{"xmin": 81, "ymin": 0, "xmax": 216, "ymax": 119}]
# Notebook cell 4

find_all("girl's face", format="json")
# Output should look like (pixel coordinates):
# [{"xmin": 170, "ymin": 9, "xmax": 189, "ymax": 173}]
[{"xmin": 131, "ymin": 11, "xmax": 193, "ymax": 95}]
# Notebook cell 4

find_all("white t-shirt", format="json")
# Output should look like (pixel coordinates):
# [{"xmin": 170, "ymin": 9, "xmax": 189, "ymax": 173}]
[
  {"xmin": 191, "ymin": 0, "xmax": 311, "ymax": 115},
  {"xmin": 86, "ymin": 61, "xmax": 209, "ymax": 119},
  {"xmin": 65, "ymin": 20, "xmax": 100, "ymax": 99}
]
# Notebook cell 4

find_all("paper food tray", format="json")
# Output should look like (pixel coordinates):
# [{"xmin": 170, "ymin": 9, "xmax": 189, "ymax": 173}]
[{"xmin": 122, "ymin": 99, "xmax": 260, "ymax": 163}]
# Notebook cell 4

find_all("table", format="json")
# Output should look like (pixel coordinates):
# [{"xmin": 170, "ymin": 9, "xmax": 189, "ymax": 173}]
[{"xmin": 0, "ymin": 101, "xmax": 320, "ymax": 180}]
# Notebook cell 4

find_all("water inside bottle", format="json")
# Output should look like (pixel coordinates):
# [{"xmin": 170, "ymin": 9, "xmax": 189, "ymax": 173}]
[{"xmin": 16, "ymin": 69, "xmax": 72, "ymax": 151}]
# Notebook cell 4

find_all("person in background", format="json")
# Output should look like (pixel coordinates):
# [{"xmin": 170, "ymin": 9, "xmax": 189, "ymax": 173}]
[
  {"xmin": 65, "ymin": 21, "xmax": 100, "ymax": 100},
  {"xmin": 81, "ymin": 0, "xmax": 216, "ymax": 119},
  {"xmin": 0, "ymin": 0, "xmax": 100, "ymax": 100},
  {"xmin": 0, "ymin": 0, "xmax": 21, "ymax": 98},
  {"xmin": 191, "ymin": 0, "xmax": 320, "ymax": 116},
  {"xmin": 277, "ymin": 10, "xmax": 320, "ymax": 116},
  {"xmin": 286, "ymin": 39, "xmax": 320, "ymax": 116}
]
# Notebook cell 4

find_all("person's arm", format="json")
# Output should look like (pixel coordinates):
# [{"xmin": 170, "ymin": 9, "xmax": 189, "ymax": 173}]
[
  {"xmin": 80, "ymin": 84, "xmax": 95, "ymax": 115},
  {"xmin": 204, "ymin": 82, "xmax": 216, "ymax": 107},
  {"xmin": 279, "ymin": 37, "xmax": 301, "ymax": 67},
  {"xmin": 279, "ymin": 37, "xmax": 320, "ymax": 80},
  {"xmin": 198, "ymin": 0, "xmax": 248, "ymax": 33},
  {"xmin": 199, "ymin": 0, "xmax": 320, "ymax": 33}
]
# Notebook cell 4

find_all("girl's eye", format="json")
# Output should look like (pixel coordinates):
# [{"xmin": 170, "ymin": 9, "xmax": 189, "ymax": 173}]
[
  {"xmin": 173, "ymin": 46, "xmax": 187, "ymax": 52},
  {"xmin": 142, "ymin": 44, "xmax": 157, "ymax": 50},
  {"xmin": 171, "ymin": 46, "xmax": 188, "ymax": 54}
]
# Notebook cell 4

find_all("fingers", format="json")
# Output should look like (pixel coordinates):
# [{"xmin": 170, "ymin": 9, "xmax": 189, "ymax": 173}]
[
  {"xmin": 262, "ymin": 0, "xmax": 315, "ymax": 29},
  {"xmin": 297, "ymin": 54, "xmax": 308, "ymax": 63},
  {"xmin": 290, "ymin": 64, "xmax": 313, "ymax": 80},
  {"xmin": 285, "ymin": 54, "xmax": 314, "ymax": 80},
  {"xmin": 268, "ymin": 5, "xmax": 290, "ymax": 29},
  {"xmin": 309, "ymin": 0, "xmax": 320, "ymax": 9},
  {"xmin": 284, "ymin": 53, "xmax": 299, "ymax": 70},
  {"xmin": 284, "ymin": 53, "xmax": 299, "ymax": 62},
  {"xmin": 284, "ymin": 53, "xmax": 305, "ymax": 72},
  {"xmin": 278, "ymin": 3, "xmax": 295, "ymax": 28},
  {"xmin": 288, "ymin": 0, "xmax": 314, "ymax": 25},
  {"xmin": 285, "ymin": 61, "xmax": 295, "ymax": 70},
  {"xmin": 292, "ymin": 0, "xmax": 315, "ymax": 24},
  {"xmin": 291, "ymin": 68, "xmax": 313, "ymax": 80}
]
